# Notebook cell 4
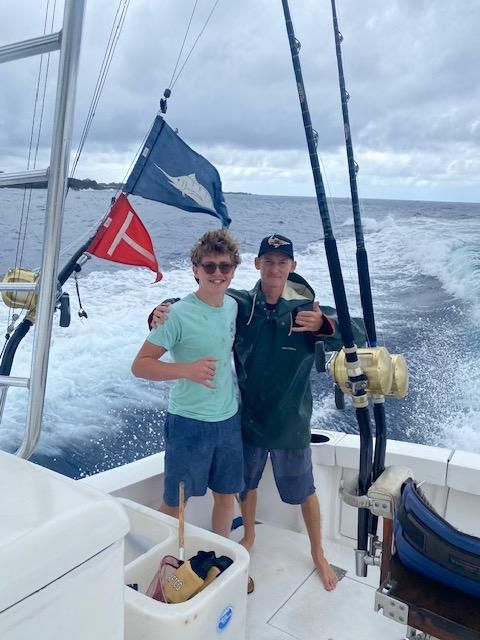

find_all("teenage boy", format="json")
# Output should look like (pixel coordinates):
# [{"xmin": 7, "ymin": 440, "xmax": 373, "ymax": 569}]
[
  {"xmin": 151, "ymin": 234, "xmax": 365, "ymax": 591},
  {"xmin": 230, "ymin": 234, "xmax": 339, "ymax": 590},
  {"xmin": 132, "ymin": 229, "xmax": 242, "ymax": 538}
]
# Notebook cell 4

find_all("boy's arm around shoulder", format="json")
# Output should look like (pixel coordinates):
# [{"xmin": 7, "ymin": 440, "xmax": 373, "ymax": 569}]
[
  {"xmin": 226, "ymin": 287, "xmax": 254, "ymax": 324},
  {"xmin": 148, "ymin": 297, "xmax": 181, "ymax": 330}
]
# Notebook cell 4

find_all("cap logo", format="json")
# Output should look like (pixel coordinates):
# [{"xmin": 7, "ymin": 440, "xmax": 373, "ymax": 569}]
[{"xmin": 268, "ymin": 235, "xmax": 290, "ymax": 249}]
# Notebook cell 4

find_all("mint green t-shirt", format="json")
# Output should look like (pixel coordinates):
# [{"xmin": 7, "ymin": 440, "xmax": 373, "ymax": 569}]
[{"xmin": 147, "ymin": 293, "xmax": 238, "ymax": 422}]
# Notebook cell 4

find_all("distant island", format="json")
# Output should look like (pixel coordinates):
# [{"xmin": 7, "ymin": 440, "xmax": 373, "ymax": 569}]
[
  {"xmin": 0, "ymin": 176, "xmax": 253, "ymax": 195},
  {"xmin": 0, "ymin": 175, "xmax": 123, "ymax": 190},
  {"xmin": 68, "ymin": 178, "xmax": 123, "ymax": 190}
]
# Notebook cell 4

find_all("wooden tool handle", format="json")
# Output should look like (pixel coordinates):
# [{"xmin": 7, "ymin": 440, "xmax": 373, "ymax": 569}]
[{"xmin": 178, "ymin": 481, "xmax": 185, "ymax": 562}]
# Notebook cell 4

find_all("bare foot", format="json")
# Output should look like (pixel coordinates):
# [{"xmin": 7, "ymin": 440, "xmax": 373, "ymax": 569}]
[
  {"xmin": 313, "ymin": 554, "xmax": 338, "ymax": 591},
  {"xmin": 238, "ymin": 536, "xmax": 254, "ymax": 552}
]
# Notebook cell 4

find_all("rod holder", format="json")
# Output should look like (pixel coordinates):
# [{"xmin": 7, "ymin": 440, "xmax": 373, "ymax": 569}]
[{"xmin": 355, "ymin": 549, "xmax": 368, "ymax": 577}]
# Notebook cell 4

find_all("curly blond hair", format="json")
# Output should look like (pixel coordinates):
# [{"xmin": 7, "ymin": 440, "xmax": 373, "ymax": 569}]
[{"xmin": 190, "ymin": 229, "xmax": 241, "ymax": 267}]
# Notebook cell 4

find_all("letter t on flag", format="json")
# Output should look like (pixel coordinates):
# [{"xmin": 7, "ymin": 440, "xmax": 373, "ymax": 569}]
[{"xmin": 87, "ymin": 194, "xmax": 162, "ymax": 282}]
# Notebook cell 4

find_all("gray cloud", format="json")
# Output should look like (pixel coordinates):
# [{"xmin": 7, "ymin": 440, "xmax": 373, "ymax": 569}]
[{"xmin": 1, "ymin": 0, "xmax": 479, "ymax": 201}]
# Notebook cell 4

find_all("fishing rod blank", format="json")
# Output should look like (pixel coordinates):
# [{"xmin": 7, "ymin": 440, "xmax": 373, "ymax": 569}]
[
  {"xmin": 281, "ymin": 0, "xmax": 373, "ymax": 560},
  {"xmin": 330, "ymin": 0, "xmax": 376, "ymax": 347},
  {"xmin": 330, "ymin": 0, "xmax": 386, "ymax": 538},
  {"xmin": 330, "ymin": 0, "xmax": 409, "ymax": 560}
]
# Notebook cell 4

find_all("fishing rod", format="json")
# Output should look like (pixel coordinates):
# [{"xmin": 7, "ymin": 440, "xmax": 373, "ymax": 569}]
[
  {"xmin": 330, "ymin": 0, "xmax": 386, "ymax": 537},
  {"xmin": 327, "ymin": 2, "xmax": 408, "ymax": 576},
  {"xmin": 330, "ymin": 0, "xmax": 376, "ymax": 346},
  {"xmin": 281, "ymin": 0, "xmax": 373, "ymax": 563}
]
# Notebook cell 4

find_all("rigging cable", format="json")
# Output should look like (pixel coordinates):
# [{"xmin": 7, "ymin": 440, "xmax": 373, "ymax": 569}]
[
  {"xmin": 168, "ymin": 0, "xmax": 200, "ymax": 89},
  {"xmin": 17, "ymin": 1, "xmax": 57, "ymax": 274},
  {"xmin": 2, "ymin": 0, "xmax": 129, "ymax": 377},
  {"xmin": 3, "ymin": 0, "xmax": 223, "ymax": 377},
  {"xmin": 126, "ymin": 1, "xmax": 224, "ymax": 204},
  {"xmin": 70, "ymin": 0, "xmax": 132, "ymax": 178},
  {"xmin": 160, "ymin": 0, "xmax": 222, "ymax": 114},
  {"xmin": 330, "ymin": 0, "xmax": 387, "ymax": 539},
  {"xmin": 170, "ymin": 0, "xmax": 222, "ymax": 90},
  {"xmin": 5, "ymin": 0, "xmax": 57, "ymax": 338}
]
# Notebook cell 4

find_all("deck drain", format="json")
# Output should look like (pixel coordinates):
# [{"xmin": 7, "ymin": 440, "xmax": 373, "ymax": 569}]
[{"xmin": 330, "ymin": 564, "xmax": 347, "ymax": 581}]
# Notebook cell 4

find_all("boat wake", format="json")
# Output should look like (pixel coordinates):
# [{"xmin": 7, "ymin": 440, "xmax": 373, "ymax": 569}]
[{"xmin": 1, "ymin": 194, "xmax": 479, "ymax": 476}]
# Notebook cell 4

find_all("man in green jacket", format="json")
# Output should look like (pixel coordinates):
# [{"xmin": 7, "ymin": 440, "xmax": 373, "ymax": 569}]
[
  {"xmin": 228, "ymin": 234, "xmax": 340, "ymax": 591},
  {"xmin": 152, "ymin": 234, "xmax": 364, "ymax": 591}
]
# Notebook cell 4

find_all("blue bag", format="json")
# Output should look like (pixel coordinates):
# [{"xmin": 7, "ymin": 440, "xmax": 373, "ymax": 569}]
[{"xmin": 394, "ymin": 480, "xmax": 480, "ymax": 597}]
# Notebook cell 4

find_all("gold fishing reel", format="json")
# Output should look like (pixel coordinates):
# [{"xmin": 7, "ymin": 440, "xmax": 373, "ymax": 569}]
[
  {"xmin": 329, "ymin": 346, "xmax": 409, "ymax": 399},
  {"xmin": 1, "ymin": 268, "xmax": 38, "ymax": 321}
]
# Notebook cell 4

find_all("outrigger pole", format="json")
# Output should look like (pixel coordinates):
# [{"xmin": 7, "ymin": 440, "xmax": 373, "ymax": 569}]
[
  {"xmin": 330, "ymin": 0, "xmax": 387, "ymax": 533},
  {"xmin": 281, "ymin": 0, "xmax": 373, "ymax": 560}
]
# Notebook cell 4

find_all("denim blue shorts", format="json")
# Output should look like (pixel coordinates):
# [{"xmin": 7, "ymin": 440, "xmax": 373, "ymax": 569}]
[
  {"xmin": 163, "ymin": 411, "xmax": 243, "ymax": 507},
  {"xmin": 240, "ymin": 444, "xmax": 315, "ymax": 505}
]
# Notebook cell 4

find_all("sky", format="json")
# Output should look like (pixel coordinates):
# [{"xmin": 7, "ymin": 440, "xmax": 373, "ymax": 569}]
[{"xmin": 1, "ymin": 0, "xmax": 480, "ymax": 203}]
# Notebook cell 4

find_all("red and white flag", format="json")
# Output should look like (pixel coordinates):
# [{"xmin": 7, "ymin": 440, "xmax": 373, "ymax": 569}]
[{"xmin": 87, "ymin": 194, "xmax": 162, "ymax": 282}]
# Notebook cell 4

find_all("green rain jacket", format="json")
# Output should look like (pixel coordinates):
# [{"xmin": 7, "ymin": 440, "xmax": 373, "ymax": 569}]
[{"xmin": 228, "ymin": 273, "xmax": 365, "ymax": 450}]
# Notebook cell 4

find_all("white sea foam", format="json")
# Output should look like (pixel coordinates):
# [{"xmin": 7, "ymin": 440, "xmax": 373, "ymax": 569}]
[
  {"xmin": 1, "ymin": 195, "xmax": 480, "ymax": 461},
  {"xmin": 364, "ymin": 213, "xmax": 480, "ymax": 312},
  {"xmin": 3, "ymin": 246, "xmax": 479, "ymax": 457},
  {"xmin": 339, "ymin": 215, "xmax": 380, "ymax": 233},
  {"xmin": 0, "ymin": 258, "xmax": 271, "ymax": 455}
]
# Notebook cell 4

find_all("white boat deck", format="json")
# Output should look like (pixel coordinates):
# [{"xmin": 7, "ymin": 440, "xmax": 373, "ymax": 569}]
[
  {"xmin": 86, "ymin": 442, "xmax": 480, "ymax": 639},
  {"xmin": 234, "ymin": 524, "xmax": 404, "ymax": 640}
]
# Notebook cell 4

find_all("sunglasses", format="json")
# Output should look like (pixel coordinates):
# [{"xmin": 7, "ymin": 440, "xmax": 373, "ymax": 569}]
[{"xmin": 199, "ymin": 262, "xmax": 235, "ymax": 275}]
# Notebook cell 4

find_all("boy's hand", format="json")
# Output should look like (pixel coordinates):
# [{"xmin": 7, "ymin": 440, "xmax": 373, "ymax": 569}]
[
  {"xmin": 292, "ymin": 301, "xmax": 324, "ymax": 333},
  {"xmin": 186, "ymin": 357, "xmax": 218, "ymax": 388},
  {"xmin": 151, "ymin": 303, "xmax": 170, "ymax": 328}
]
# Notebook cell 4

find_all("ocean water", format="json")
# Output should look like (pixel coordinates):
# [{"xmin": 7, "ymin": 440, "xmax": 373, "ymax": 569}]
[{"xmin": 1, "ymin": 188, "xmax": 479, "ymax": 478}]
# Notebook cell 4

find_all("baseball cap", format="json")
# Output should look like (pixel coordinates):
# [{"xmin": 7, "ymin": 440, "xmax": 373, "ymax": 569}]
[{"xmin": 257, "ymin": 234, "xmax": 294, "ymax": 260}]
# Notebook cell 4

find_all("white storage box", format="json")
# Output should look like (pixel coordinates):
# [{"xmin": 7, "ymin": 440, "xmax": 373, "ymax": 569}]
[
  {"xmin": 0, "ymin": 451, "xmax": 129, "ymax": 640},
  {"xmin": 122, "ymin": 499, "xmax": 249, "ymax": 639}
]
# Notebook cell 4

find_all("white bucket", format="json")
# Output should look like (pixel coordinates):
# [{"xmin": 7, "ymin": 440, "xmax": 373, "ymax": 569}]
[{"xmin": 121, "ymin": 499, "xmax": 249, "ymax": 639}]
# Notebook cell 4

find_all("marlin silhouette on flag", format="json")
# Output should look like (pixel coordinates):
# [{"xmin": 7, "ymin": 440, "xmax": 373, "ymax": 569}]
[
  {"xmin": 87, "ymin": 194, "xmax": 162, "ymax": 282},
  {"xmin": 123, "ymin": 115, "xmax": 231, "ymax": 227},
  {"xmin": 153, "ymin": 164, "xmax": 215, "ymax": 213}
]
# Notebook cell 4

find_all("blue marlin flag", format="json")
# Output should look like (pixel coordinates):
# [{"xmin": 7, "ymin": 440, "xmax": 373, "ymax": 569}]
[{"xmin": 124, "ymin": 115, "xmax": 231, "ymax": 227}]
